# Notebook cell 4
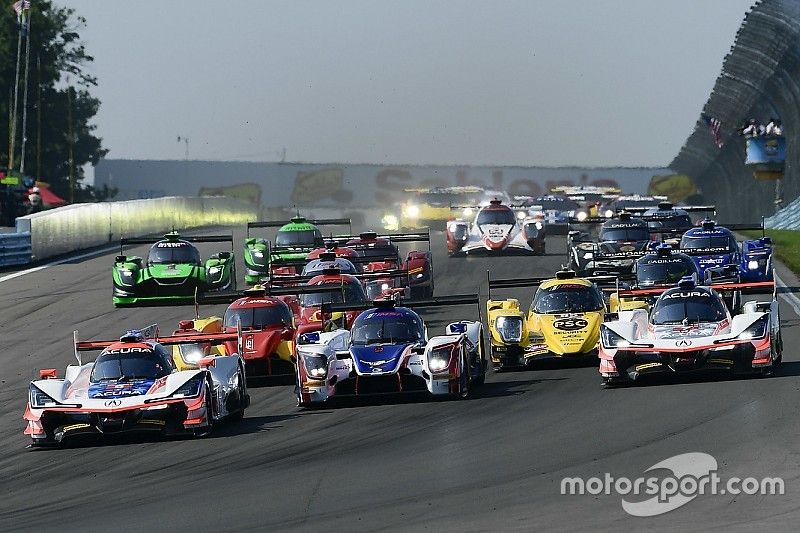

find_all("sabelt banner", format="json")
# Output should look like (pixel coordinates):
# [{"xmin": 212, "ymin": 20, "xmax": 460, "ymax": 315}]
[{"xmin": 95, "ymin": 160, "xmax": 673, "ymax": 207}]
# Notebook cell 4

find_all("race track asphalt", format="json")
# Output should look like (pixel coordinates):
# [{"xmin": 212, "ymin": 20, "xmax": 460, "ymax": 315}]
[{"xmin": 1, "ymin": 228, "xmax": 799, "ymax": 532}]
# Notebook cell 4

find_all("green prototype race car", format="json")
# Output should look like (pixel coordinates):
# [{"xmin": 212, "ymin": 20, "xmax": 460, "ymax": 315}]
[
  {"xmin": 243, "ymin": 215, "xmax": 351, "ymax": 285},
  {"xmin": 112, "ymin": 231, "xmax": 236, "ymax": 307}
]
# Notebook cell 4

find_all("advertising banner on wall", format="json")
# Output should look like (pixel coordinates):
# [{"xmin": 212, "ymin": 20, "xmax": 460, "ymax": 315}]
[{"xmin": 95, "ymin": 159, "xmax": 673, "ymax": 207}]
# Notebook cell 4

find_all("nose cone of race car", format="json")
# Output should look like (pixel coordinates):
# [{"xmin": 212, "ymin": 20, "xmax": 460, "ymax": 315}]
[
  {"xmin": 480, "ymin": 224, "xmax": 512, "ymax": 249},
  {"xmin": 350, "ymin": 344, "xmax": 409, "ymax": 374},
  {"xmin": 536, "ymin": 313, "xmax": 601, "ymax": 355}
]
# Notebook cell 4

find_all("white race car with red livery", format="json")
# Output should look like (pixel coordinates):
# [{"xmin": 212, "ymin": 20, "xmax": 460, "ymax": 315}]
[
  {"xmin": 24, "ymin": 327, "xmax": 248, "ymax": 446},
  {"xmin": 599, "ymin": 276, "xmax": 781, "ymax": 387},
  {"xmin": 447, "ymin": 199, "xmax": 545, "ymax": 256}
]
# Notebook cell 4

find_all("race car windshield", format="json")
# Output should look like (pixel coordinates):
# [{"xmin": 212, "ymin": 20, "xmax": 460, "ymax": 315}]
[
  {"xmin": 224, "ymin": 304, "xmax": 293, "ymax": 329},
  {"xmin": 600, "ymin": 227, "xmax": 650, "ymax": 242},
  {"xmin": 365, "ymin": 280, "xmax": 400, "ymax": 300},
  {"xmin": 532, "ymin": 285, "xmax": 604, "ymax": 314},
  {"xmin": 651, "ymin": 296, "xmax": 726, "ymax": 325},
  {"xmin": 476, "ymin": 209, "xmax": 516, "ymax": 226},
  {"xmin": 300, "ymin": 282, "xmax": 366, "ymax": 307},
  {"xmin": 649, "ymin": 215, "xmax": 692, "ymax": 231},
  {"xmin": 302, "ymin": 259, "xmax": 359, "ymax": 275},
  {"xmin": 148, "ymin": 243, "xmax": 201, "ymax": 265},
  {"xmin": 356, "ymin": 244, "xmax": 398, "ymax": 259},
  {"xmin": 637, "ymin": 257, "xmax": 698, "ymax": 285},
  {"xmin": 276, "ymin": 229, "xmax": 322, "ymax": 248},
  {"xmin": 680, "ymin": 235, "xmax": 736, "ymax": 252},
  {"xmin": 351, "ymin": 314, "xmax": 423, "ymax": 345},
  {"xmin": 91, "ymin": 350, "xmax": 172, "ymax": 382}
]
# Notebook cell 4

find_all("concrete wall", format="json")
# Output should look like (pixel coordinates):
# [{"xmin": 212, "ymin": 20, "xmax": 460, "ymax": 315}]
[{"xmin": 15, "ymin": 196, "xmax": 258, "ymax": 261}]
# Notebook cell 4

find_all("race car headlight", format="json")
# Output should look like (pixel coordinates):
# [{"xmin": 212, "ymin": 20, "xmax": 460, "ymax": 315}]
[
  {"xmin": 301, "ymin": 353, "xmax": 328, "ymax": 379},
  {"xmin": 382, "ymin": 214, "xmax": 399, "ymax": 230},
  {"xmin": 405, "ymin": 204, "xmax": 420, "ymax": 218},
  {"xmin": 576, "ymin": 211, "xmax": 588, "ymax": 222},
  {"xmin": 600, "ymin": 326, "xmax": 630, "ymax": 348},
  {"xmin": 251, "ymin": 250, "xmax": 264, "ymax": 259},
  {"xmin": 427, "ymin": 346, "xmax": 452, "ymax": 373},
  {"xmin": 605, "ymin": 209, "xmax": 614, "ymax": 218},
  {"xmin": 535, "ymin": 221, "xmax": 543, "ymax": 230},
  {"xmin": 738, "ymin": 316, "xmax": 768, "ymax": 340},
  {"xmin": 463, "ymin": 207, "xmax": 474, "ymax": 218},
  {"xmin": 179, "ymin": 345, "xmax": 206, "ymax": 364},
  {"xmin": 172, "ymin": 376, "xmax": 204, "ymax": 398},
  {"xmin": 29, "ymin": 384, "xmax": 59, "ymax": 408},
  {"xmin": 208, "ymin": 266, "xmax": 222, "ymax": 276},
  {"xmin": 517, "ymin": 210, "xmax": 526, "ymax": 220},
  {"xmin": 495, "ymin": 316, "xmax": 523, "ymax": 343},
  {"xmin": 747, "ymin": 260, "xmax": 759, "ymax": 270},
  {"xmin": 583, "ymin": 252, "xmax": 594, "ymax": 259},
  {"xmin": 117, "ymin": 269, "xmax": 135, "ymax": 285},
  {"xmin": 381, "ymin": 282, "xmax": 390, "ymax": 290}
]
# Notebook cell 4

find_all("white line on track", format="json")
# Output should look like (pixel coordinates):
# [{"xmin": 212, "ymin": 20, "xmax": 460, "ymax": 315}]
[
  {"xmin": 0, "ymin": 245, "xmax": 118, "ymax": 284},
  {"xmin": 775, "ymin": 272, "xmax": 800, "ymax": 317}
]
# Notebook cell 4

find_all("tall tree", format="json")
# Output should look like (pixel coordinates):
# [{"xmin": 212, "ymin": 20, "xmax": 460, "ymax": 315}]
[{"xmin": 0, "ymin": 1, "xmax": 107, "ymax": 201}]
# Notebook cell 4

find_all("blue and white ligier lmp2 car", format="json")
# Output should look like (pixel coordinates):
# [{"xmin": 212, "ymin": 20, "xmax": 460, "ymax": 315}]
[
  {"xmin": 294, "ymin": 295, "xmax": 486, "ymax": 406},
  {"xmin": 680, "ymin": 219, "xmax": 773, "ymax": 282}
]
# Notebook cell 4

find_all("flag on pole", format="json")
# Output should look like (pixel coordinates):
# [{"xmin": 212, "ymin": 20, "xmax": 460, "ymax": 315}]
[
  {"xmin": 12, "ymin": 0, "xmax": 30, "ymax": 18},
  {"xmin": 701, "ymin": 113, "xmax": 724, "ymax": 148}
]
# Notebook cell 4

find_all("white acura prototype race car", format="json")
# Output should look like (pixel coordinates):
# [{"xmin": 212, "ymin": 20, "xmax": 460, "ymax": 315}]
[{"xmin": 599, "ymin": 276, "xmax": 781, "ymax": 387}]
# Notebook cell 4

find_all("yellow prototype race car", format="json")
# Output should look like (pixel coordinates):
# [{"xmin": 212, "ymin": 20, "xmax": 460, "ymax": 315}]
[
  {"xmin": 486, "ymin": 270, "xmax": 611, "ymax": 370},
  {"xmin": 382, "ymin": 186, "xmax": 485, "ymax": 230}
]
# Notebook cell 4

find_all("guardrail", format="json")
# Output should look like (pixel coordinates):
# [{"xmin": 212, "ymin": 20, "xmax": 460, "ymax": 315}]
[
  {"xmin": 0, "ymin": 231, "xmax": 32, "ymax": 267},
  {"xmin": 14, "ymin": 196, "xmax": 258, "ymax": 262}
]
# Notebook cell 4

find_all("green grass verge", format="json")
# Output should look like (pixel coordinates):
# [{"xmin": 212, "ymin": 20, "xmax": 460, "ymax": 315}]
[{"xmin": 742, "ymin": 229, "xmax": 800, "ymax": 275}]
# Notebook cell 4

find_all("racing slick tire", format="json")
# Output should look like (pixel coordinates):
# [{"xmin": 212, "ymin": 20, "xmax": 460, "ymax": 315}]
[
  {"xmin": 455, "ymin": 351, "xmax": 471, "ymax": 399},
  {"xmin": 228, "ymin": 367, "xmax": 248, "ymax": 421},
  {"xmin": 473, "ymin": 337, "xmax": 487, "ymax": 386},
  {"xmin": 192, "ymin": 388, "xmax": 214, "ymax": 437}
]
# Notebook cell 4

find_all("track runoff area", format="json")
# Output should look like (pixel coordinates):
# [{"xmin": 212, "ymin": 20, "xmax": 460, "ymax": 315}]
[{"xmin": 2, "ymin": 225, "xmax": 798, "ymax": 531}]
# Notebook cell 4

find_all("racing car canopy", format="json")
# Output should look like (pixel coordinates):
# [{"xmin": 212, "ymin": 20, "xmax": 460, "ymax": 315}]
[{"xmin": 650, "ymin": 286, "xmax": 728, "ymax": 325}]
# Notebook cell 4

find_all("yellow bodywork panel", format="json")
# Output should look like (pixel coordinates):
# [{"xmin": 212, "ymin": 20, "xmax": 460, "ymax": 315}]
[
  {"xmin": 171, "ymin": 316, "xmax": 227, "ymax": 370},
  {"xmin": 487, "ymin": 277, "xmax": 605, "ymax": 358},
  {"xmin": 608, "ymin": 292, "xmax": 651, "ymax": 312}
]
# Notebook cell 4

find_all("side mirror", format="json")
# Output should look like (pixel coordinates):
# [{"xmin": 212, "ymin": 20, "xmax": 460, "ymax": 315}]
[
  {"xmin": 115, "ymin": 255, "xmax": 126, "ymax": 264},
  {"xmin": 39, "ymin": 368, "xmax": 57, "ymax": 379},
  {"xmin": 281, "ymin": 329, "xmax": 295, "ymax": 341},
  {"xmin": 218, "ymin": 251, "xmax": 232, "ymax": 260}
]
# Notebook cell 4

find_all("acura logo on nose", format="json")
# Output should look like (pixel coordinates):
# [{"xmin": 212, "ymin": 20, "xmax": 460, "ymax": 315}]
[
  {"xmin": 676, "ymin": 339, "xmax": 692, "ymax": 347},
  {"xmin": 104, "ymin": 399, "xmax": 122, "ymax": 407}
]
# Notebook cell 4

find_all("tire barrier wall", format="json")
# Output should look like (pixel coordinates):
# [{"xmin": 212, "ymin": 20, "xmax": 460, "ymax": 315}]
[
  {"xmin": 14, "ymin": 196, "xmax": 258, "ymax": 261},
  {"xmin": 670, "ymin": 0, "xmax": 800, "ymax": 222},
  {"xmin": 0, "ymin": 231, "xmax": 32, "ymax": 266}
]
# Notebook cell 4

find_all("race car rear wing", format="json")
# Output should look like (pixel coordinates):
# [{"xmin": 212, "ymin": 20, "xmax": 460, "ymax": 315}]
[
  {"xmin": 120, "ymin": 233, "xmax": 234, "ymax": 254},
  {"xmin": 616, "ymin": 280, "xmax": 775, "ymax": 298},
  {"xmin": 270, "ymin": 268, "xmax": 410, "ymax": 286},
  {"xmin": 246, "ymin": 218, "xmax": 352, "ymax": 237},
  {"xmin": 196, "ymin": 284, "xmax": 343, "ymax": 305},
  {"xmin": 486, "ymin": 272, "xmax": 619, "ymax": 299},
  {"xmin": 73, "ymin": 324, "xmax": 243, "ymax": 365},
  {"xmin": 321, "ymin": 294, "xmax": 482, "ymax": 323}
]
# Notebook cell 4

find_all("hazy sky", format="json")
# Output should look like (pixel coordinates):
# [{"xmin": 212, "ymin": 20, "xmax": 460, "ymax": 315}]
[{"xmin": 66, "ymin": 0, "xmax": 754, "ymax": 166}]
